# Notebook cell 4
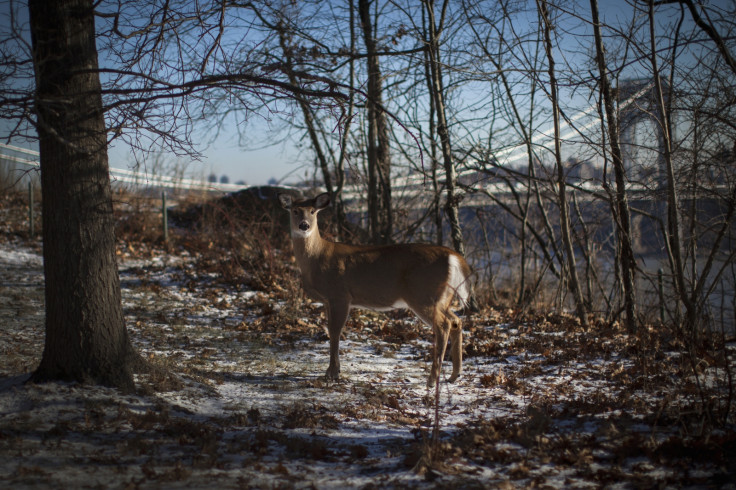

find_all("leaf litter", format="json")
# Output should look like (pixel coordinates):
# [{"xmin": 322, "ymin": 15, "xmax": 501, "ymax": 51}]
[{"xmin": 1, "ymin": 206, "xmax": 735, "ymax": 488}]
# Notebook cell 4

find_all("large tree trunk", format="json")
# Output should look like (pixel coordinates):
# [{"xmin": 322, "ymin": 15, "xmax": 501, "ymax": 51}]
[
  {"xmin": 29, "ymin": 0, "xmax": 140, "ymax": 391},
  {"xmin": 358, "ymin": 0, "xmax": 392, "ymax": 244}
]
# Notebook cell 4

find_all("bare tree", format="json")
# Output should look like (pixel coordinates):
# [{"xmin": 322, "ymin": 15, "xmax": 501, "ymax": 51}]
[
  {"xmin": 645, "ymin": 0, "xmax": 691, "ymax": 331},
  {"xmin": 422, "ymin": 0, "xmax": 467, "ymax": 255},
  {"xmin": 589, "ymin": 0, "xmax": 638, "ymax": 332},
  {"xmin": 421, "ymin": 4, "xmax": 445, "ymax": 247},
  {"xmin": 421, "ymin": 0, "xmax": 477, "ymax": 309},
  {"xmin": 275, "ymin": 20, "xmax": 355, "ymax": 236},
  {"xmin": 463, "ymin": 1, "xmax": 561, "ymax": 309},
  {"xmin": 358, "ymin": 0, "xmax": 393, "ymax": 243},
  {"xmin": 537, "ymin": 0, "xmax": 589, "ymax": 326},
  {"xmin": 645, "ymin": 0, "xmax": 736, "ymax": 335}
]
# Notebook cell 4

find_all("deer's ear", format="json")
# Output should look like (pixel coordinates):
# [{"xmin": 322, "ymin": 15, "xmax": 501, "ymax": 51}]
[
  {"xmin": 314, "ymin": 193, "xmax": 331, "ymax": 210},
  {"xmin": 278, "ymin": 194, "xmax": 293, "ymax": 210}
]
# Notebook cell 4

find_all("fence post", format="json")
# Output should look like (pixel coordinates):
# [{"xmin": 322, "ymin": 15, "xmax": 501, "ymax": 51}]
[
  {"xmin": 658, "ymin": 268, "xmax": 664, "ymax": 324},
  {"xmin": 28, "ymin": 181, "xmax": 34, "ymax": 237},
  {"xmin": 162, "ymin": 191, "xmax": 168, "ymax": 243}
]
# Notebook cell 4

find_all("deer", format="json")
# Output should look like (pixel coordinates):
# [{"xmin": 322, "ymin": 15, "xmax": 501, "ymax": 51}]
[{"xmin": 279, "ymin": 192, "xmax": 472, "ymax": 387}]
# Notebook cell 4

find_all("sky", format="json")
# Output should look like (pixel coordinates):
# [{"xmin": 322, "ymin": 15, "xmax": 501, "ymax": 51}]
[
  {"xmin": 1, "ymin": 108, "xmax": 303, "ymax": 188},
  {"xmin": 3, "ymin": 0, "xmax": 727, "ymax": 187},
  {"xmin": 98, "ymin": 0, "xmax": 660, "ymax": 187},
  {"xmin": 108, "ymin": 131, "xmax": 303, "ymax": 187},
  {"xmin": 0, "ymin": 1, "xmax": 304, "ymax": 188},
  {"xmin": 203, "ymin": 141, "xmax": 302, "ymax": 187}
]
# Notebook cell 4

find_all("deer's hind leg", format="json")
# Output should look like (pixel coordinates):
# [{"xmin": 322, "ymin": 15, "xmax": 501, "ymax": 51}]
[
  {"xmin": 446, "ymin": 309, "xmax": 463, "ymax": 383},
  {"xmin": 412, "ymin": 304, "xmax": 451, "ymax": 388},
  {"xmin": 414, "ymin": 296, "xmax": 463, "ymax": 387},
  {"xmin": 429, "ymin": 311, "xmax": 453, "ymax": 388}
]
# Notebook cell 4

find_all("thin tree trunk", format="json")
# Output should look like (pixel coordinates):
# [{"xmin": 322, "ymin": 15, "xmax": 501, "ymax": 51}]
[
  {"xmin": 422, "ymin": 6, "xmax": 444, "ymax": 246},
  {"xmin": 29, "ymin": 0, "xmax": 142, "ymax": 391},
  {"xmin": 647, "ymin": 0, "xmax": 695, "ymax": 330},
  {"xmin": 423, "ymin": 0, "xmax": 465, "ymax": 256},
  {"xmin": 424, "ymin": 0, "xmax": 478, "ymax": 310},
  {"xmin": 493, "ymin": 46, "xmax": 541, "ymax": 304},
  {"xmin": 358, "ymin": 0, "xmax": 392, "ymax": 244},
  {"xmin": 538, "ymin": 0, "xmax": 589, "ymax": 327},
  {"xmin": 333, "ymin": 0, "xmax": 358, "ymax": 241},
  {"xmin": 590, "ymin": 0, "xmax": 638, "ymax": 332},
  {"xmin": 278, "ymin": 28, "xmax": 351, "ymax": 236}
]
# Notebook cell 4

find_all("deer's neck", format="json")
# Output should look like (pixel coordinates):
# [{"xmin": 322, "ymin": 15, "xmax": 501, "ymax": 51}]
[{"xmin": 292, "ymin": 228, "xmax": 329, "ymax": 265}]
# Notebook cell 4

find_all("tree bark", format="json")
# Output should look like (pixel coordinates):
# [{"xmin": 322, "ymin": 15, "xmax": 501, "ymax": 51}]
[{"xmin": 29, "ymin": 0, "xmax": 141, "ymax": 391}]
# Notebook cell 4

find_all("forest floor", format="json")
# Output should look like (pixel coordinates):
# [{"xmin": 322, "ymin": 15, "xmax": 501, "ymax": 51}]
[{"xmin": 0, "ymin": 191, "xmax": 735, "ymax": 489}]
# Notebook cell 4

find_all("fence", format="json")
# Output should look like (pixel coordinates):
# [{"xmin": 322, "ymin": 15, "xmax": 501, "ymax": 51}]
[{"xmin": 0, "ymin": 142, "xmax": 248, "ymax": 194}]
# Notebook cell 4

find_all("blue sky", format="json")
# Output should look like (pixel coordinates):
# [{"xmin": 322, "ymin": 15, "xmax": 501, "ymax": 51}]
[
  {"xmin": 107, "ymin": 128, "xmax": 302, "ymax": 187},
  {"xmin": 3, "ymin": 0, "xmax": 727, "ymax": 186}
]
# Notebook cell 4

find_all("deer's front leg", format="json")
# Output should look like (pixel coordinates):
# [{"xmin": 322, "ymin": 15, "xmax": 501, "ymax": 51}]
[{"xmin": 326, "ymin": 300, "xmax": 350, "ymax": 381}]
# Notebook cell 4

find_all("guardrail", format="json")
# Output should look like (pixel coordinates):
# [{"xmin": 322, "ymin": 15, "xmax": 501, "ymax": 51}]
[{"xmin": 0, "ymin": 142, "xmax": 248, "ymax": 193}]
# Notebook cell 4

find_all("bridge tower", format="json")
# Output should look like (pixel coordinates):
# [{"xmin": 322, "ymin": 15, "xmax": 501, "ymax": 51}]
[{"xmin": 617, "ymin": 78, "xmax": 672, "ymax": 185}]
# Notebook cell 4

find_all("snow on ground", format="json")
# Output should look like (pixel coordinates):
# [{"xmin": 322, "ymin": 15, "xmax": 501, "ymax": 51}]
[{"xmin": 1, "ymin": 239, "xmax": 734, "ymax": 488}]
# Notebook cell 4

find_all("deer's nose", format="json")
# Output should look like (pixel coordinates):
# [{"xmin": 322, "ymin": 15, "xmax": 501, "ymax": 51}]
[{"xmin": 299, "ymin": 221, "xmax": 310, "ymax": 231}]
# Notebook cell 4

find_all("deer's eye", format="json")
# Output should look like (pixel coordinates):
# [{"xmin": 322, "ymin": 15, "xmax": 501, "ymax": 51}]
[{"xmin": 310, "ymin": 209, "xmax": 316, "ymax": 215}]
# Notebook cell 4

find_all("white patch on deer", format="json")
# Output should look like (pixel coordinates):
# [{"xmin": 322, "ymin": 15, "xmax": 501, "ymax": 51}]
[
  {"xmin": 352, "ymin": 299, "xmax": 409, "ymax": 312},
  {"xmin": 291, "ymin": 227, "xmax": 314, "ymax": 239},
  {"xmin": 447, "ymin": 254, "xmax": 470, "ymax": 307}
]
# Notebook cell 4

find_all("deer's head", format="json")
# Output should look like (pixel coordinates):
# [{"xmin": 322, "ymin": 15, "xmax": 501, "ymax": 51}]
[{"xmin": 279, "ymin": 192, "xmax": 330, "ymax": 239}]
